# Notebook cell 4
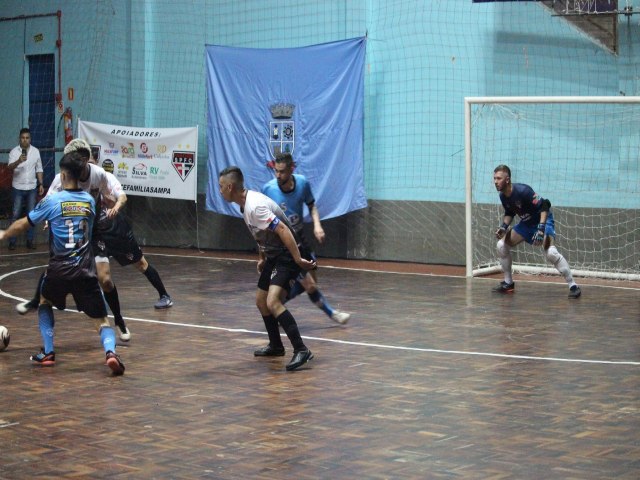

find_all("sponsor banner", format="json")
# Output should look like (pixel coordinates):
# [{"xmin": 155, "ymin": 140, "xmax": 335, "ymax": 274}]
[{"xmin": 78, "ymin": 120, "xmax": 197, "ymax": 201}]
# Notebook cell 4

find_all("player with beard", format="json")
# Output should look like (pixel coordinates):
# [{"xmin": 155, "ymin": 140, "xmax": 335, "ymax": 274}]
[{"xmin": 262, "ymin": 152, "xmax": 351, "ymax": 324}]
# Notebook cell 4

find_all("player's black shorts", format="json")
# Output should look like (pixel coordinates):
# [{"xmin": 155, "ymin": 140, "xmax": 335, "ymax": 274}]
[
  {"xmin": 41, "ymin": 273, "xmax": 107, "ymax": 319},
  {"xmin": 258, "ymin": 253, "xmax": 302, "ymax": 293},
  {"xmin": 93, "ymin": 215, "xmax": 143, "ymax": 266},
  {"xmin": 295, "ymin": 238, "xmax": 317, "ymax": 282}
]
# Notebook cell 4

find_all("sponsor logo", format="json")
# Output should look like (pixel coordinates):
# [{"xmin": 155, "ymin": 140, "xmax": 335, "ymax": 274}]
[
  {"xmin": 61, "ymin": 201, "xmax": 92, "ymax": 217},
  {"xmin": 140, "ymin": 143, "xmax": 148, "ymax": 154},
  {"xmin": 117, "ymin": 162, "xmax": 129, "ymax": 178},
  {"xmin": 109, "ymin": 142, "xmax": 115, "ymax": 148},
  {"xmin": 132, "ymin": 162, "xmax": 148, "ymax": 179},
  {"xmin": 102, "ymin": 159, "xmax": 114, "ymax": 174},
  {"xmin": 268, "ymin": 102, "xmax": 295, "ymax": 162},
  {"xmin": 149, "ymin": 165, "xmax": 171, "ymax": 180},
  {"xmin": 121, "ymin": 143, "xmax": 135, "ymax": 158},
  {"xmin": 157, "ymin": 144, "xmax": 167, "ymax": 154},
  {"xmin": 90, "ymin": 144, "xmax": 101, "ymax": 162},
  {"xmin": 171, "ymin": 151, "xmax": 195, "ymax": 182}
]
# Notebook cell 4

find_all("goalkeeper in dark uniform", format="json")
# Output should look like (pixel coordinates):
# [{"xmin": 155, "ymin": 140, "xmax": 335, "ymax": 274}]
[
  {"xmin": 0, "ymin": 151, "xmax": 126, "ymax": 374},
  {"xmin": 492, "ymin": 164, "xmax": 581, "ymax": 298}
]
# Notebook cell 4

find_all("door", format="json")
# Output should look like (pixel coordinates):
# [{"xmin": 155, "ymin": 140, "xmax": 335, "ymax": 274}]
[{"xmin": 28, "ymin": 54, "xmax": 56, "ymax": 188}]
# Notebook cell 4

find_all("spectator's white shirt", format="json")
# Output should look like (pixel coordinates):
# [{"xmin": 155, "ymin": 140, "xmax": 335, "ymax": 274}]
[{"xmin": 8, "ymin": 145, "xmax": 43, "ymax": 190}]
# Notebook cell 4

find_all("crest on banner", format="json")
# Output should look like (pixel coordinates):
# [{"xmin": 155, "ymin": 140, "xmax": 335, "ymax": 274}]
[{"xmin": 268, "ymin": 103, "xmax": 295, "ymax": 159}]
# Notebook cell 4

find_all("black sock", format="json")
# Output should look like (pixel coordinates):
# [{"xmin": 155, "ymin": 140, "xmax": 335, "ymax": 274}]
[
  {"xmin": 143, "ymin": 264, "xmax": 168, "ymax": 297},
  {"xmin": 32, "ymin": 272, "xmax": 45, "ymax": 304},
  {"xmin": 262, "ymin": 315, "xmax": 283, "ymax": 349},
  {"xmin": 275, "ymin": 310, "xmax": 305, "ymax": 352},
  {"xmin": 104, "ymin": 286, "xmax": 125, "ymax": 327}
]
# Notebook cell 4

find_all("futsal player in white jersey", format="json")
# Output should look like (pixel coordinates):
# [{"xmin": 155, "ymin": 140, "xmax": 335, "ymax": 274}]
[
  {"xmin": 219, "ymin": 166, "xmax": 316, "ymax": 371},
  {"xmin": 90, "ymin": 164, "xmax": 174, "ymax": 315}
]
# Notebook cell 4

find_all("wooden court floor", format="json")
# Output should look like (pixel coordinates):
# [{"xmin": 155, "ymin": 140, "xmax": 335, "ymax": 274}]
[{"xmin": 0, "ymin": 248, "xmax": 639, "ymax": 479}]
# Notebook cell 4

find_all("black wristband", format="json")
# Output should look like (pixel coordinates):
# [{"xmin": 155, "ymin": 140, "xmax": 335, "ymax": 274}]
[{"xmin": 501, "ymin": 222, "xmax": 509, "ymax": 230}]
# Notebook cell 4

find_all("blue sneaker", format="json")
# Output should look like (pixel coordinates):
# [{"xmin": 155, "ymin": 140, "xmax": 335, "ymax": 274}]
[
  {"xmin": 30, "ymin": 348, "xmax": 55, "ymax": 366},
  {"xmin": 154, "ymin": 295, "xmax": 173, "ymax": 309}
]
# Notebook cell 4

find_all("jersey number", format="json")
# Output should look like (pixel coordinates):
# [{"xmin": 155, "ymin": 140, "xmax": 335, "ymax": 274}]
[{"xmin": 64, "ymin": 218, "xmax": 89, "ymax": 248}]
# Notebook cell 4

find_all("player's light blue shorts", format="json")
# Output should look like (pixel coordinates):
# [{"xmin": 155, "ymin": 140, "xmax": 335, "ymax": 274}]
[{"xmin": 513, "ymin": 211, "xmax": 556, "ymax": 245}]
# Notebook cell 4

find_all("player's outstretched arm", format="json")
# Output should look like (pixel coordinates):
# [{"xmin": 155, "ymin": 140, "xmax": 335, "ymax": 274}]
[{"xmin": 0, "ymin": 217, "xmax": 31, "ymax": 241}]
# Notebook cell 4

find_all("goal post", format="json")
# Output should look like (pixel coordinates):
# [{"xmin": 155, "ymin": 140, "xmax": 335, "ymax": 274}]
[{"xmin": 465, "ymin": 96, "xmax": 640, "ymax": 281}]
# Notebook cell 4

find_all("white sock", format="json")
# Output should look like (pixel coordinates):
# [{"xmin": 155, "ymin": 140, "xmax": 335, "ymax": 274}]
[
  {"xmin": 497, "ymin": 239, "xmax": 513, "ymax": 284},
  {"xmin": 545, "ymin": 245, "xmax": 576, "ymax": 287}
]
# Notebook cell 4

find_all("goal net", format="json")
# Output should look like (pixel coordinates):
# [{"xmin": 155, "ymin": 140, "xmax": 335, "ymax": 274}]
[{"xmin": 465, "ymin": 97, "xmax": 640, "ymax": 281}]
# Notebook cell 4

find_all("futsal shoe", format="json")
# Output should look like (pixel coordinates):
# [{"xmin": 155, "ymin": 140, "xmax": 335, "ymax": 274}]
[
  {"xmin": 30, "ymin": 348, "xmax": 55, "ymax": 366},
  {"xmin": 254, "ymin": 344, "xmax": 285, "ymax": 357},
  {"xmin": 106, "ymin": 351, "xmax": 125, "ymax": 375},
  {"xmin": 492, "ymin": 281, "xmax": 515, "ymax": 293},
  {"xmin": 286, "ymin": 349, "xmax": 314, "ymax": 371},
  {"xmin": 154, "ymin": 295, "xmax": 173, "ymax": 309},
  {"xmin": 26, "ymin": 240, "xmax": 36, "ymax": 250},
  {"xmin": 330, "ymin": 310, "xmax": 351, "ymax": 325},
  {"xmin": 568, "ymin": 285, "xmax": 582, "ymax": 299},
  {"xmin": 114, "ymin": 317, "xmax": 131, "ymax": 342},
  {"xmin": 16, "ymin": 299, "xmax": 38, "ymax": 315},
  {"xmin": 116, "ymin": 324, "xmax": 131, "ymax": 342}
]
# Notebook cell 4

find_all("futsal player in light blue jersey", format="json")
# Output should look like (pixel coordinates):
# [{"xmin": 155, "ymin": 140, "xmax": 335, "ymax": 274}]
[
  {"xmin": 262, "ymin": 153, "xmax": 351, "ymax": 324},
  {"xmin": 0, "ymin": 151, "xmax": 126, "ymax": 374},
  {"xmin": 492, "ymin": 164, "xmax": 581, "ymax": 299}
]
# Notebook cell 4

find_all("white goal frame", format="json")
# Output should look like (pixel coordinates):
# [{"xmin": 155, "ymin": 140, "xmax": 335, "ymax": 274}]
[{"xmin": 464, "ymin": 96, "xmax": 640, "ymax": 280}]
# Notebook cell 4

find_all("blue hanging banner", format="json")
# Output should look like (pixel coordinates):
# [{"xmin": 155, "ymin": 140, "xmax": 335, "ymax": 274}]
[{"xmin": 205, "ymin": 37, "xmax": 367, "ymax": 219}]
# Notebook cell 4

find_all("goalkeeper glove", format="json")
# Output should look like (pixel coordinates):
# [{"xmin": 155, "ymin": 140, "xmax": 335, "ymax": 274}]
[
  {"xmin": 532, "ymin": 223, "xmax": 545, "ymax": 246},
  {"xmin": 495, "ymin": 222, "xmax": 509, "ymax": 239}
]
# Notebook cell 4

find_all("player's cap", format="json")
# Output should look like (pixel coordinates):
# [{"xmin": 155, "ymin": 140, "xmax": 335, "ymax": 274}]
[{"xmin": 63, "ymin": 138, "xmax": 92, "ymax": 156}]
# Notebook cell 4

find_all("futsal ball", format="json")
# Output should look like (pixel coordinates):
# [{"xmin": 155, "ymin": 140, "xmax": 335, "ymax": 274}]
[{"xmin": 0, "ymin": 326, "xmax": 10, "ymax": 352}]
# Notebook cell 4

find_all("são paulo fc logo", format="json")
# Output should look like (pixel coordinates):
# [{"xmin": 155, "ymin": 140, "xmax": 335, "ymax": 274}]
[
  {"xmin": 268, "ymin": 102, "xmax": 295, "ymax": 159},
  {"xmin": 172, "ymin": 150, "xmax": 195, "ymax": 182}
]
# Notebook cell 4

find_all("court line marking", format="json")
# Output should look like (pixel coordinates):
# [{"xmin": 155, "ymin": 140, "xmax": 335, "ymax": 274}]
[
  {"xmin": 143, "ymin": 252, "xmax": 640, "ymax": 291},
  {"xmin": 3, "ymin": 251, "xmax": 639, "ymax": 290},
  {"xmin": 79, "ymin": 316, "xmax": 640, "ymax": 366},
  {"xmin": 1, "ymin": 263, "xmax": 638, "ymax": 366}
]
